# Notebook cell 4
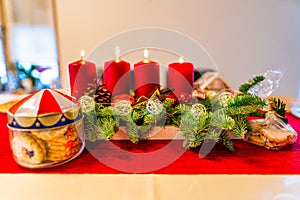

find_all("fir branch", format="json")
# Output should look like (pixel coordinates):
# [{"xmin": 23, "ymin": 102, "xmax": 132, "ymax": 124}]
[
  {"xmin": 225, "ymin": 105, "xmax": 263, "ymax": 116},
  {"xmin": 127, "ymin": 127, "xmax": 139, "ymax": 143},
  {"xmin": 245, "ymin": 118, "xmax": 253, "ymax": 131},
  {"xmin": 227, "ymin": 94, "xmax": 266, "ymax": 108},
  {"xmin": 95, "ymin": 103, "xmax": 113, "ymax": 117},
  {"xmin": 269, "ymin": 98, "xmax": 286, "ymax": 116},
  {"xmin": 123, "ymin": 118, "xmax": 139, "ymax": 143},
  {"xmin": 209, "ymin": 97, "xmax": 223, "ymax": 111},
  {"xmin": 197, "ymin": 98, "xmax": 213, "ymax": 111},
  {"xmin": 180, "ymin": 109, "xmax": 211, "ymax": 149},
  {"xmin": 96, "ymin": 117, "xmax": 118, "ymax": 139},
  {"xmin": 163, "ymin": 98, "xmax": 174, "ymax": 109},
  {"xmin": 239, "ymin": 75, "xmax": 265, "ymax": 93},
  {"xmin": 232, "ymin": 115, "xmax": 248, "ymax": 137},
  {"xmin": 207, "ymin": 127, "xmax": 222, "ymax": 142},
  {"xmin": 221, "ymin": 131, "xmax": 234, "ymax": 151},
  {"xmin": 182, "ymin": 131, "xmax": 205, "ymax": 149},
  {"xmin": 131, "ymin": 107, "xmax": 147, "ymax": 125},
  {"xmin": 210, "ymin": 111, "xmax": 235, "ymax": 130},
  {"xmin": 180, "ymin": 112, "xmax": 199, "ymax": 134},
  {"xmin": 143, "ymin": 114, "xmax": 153, "ymax": 125},
  {"xmin": 84, "ymin": 81, "xmax": 273, "ymax": 153},
  {"xmin": 224, "ymin": 94, "xmax": 266, "ymax": 118},
  {"xmin": 196, "ymin": 112, "xmax": 211, "ymax": 133},
  {"xmin": 268, "ymin": 97, "xmax": 288, "ymax": 123},
  {"xmin": 137, "ymin": 124, "xmax": 154, "ymax": 139},
  {"xmin": 164, "ymin": 103, "xmax": 183, "ymax": 127},
  {"xmin": 179, "ymin": 104, "xmax": 192, "ymax": 113},
  {"xmin": 82, "ymin": 110, "xmax": 98, "ymax": 142}
]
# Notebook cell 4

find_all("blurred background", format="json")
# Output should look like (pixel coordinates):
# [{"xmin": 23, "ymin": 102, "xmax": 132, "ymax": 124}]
[
  {"xmin": 0, "ymin": 0, "xmax": 59, "ymax": 93},
  {"xmin": 0, "ymin": 0, "xmax": 299, "ymax": 97}
]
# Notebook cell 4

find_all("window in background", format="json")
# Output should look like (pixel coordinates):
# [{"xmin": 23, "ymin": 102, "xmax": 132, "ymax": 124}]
[
  {"xmin": 2, "ymin": 0, "xmax": 59, "ymax": 92},
  {"xmin": 0, "ymin": 2, "xmax": 7, "ymax": 91},
  {"xmin": 0, "ymin": 33, "xmax": 7, "ymax": 91}
]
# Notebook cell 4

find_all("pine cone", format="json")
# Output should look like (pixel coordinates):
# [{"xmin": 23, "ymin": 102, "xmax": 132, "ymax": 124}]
[
  {"xmin": 85, "ymin": 83, "xmax": 97, "ymax": 97},
  {"xmin": 94, "ymin": 84, "xmax": 112, "ymax": 104}
]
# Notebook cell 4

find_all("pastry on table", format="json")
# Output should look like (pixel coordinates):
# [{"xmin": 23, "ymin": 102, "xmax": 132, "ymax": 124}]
[
  {"xmin": 247, "ymin": 123, "xmax": 296, "ymax": 150},
  {"xmin": 194, "ymin": 71, "xmax": 230, "ymax": 93}
]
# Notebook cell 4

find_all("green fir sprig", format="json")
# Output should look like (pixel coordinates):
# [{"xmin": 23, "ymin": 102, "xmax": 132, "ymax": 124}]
[
  {"xmin": 268, "ymin": 97, "xmax": 288, "ymax": 123},
  {"xmin": 239, "ymin": 75, "xmax": 265, "ymax": 93},
  {"xmin": 81, "ymin": 73, "xmax": 277, "ymax": 152},
  {"xmin": 179, "ymin": 93, "xmax": 265, "ymax": 151},
  {"xmin": 82, "ymin": 92, "xmax": 267, "ymax": 151}
]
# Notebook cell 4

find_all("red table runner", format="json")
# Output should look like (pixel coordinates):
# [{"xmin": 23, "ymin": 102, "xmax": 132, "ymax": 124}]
[{"xmin": 1, "ymin": 113, "xmax": 300, "ymax": 174}]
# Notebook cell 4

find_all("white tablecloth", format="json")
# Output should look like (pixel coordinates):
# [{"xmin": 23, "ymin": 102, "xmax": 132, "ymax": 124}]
[{"xmin": 0, "ymin": 174, "xmax": 299, "ymax": 200}]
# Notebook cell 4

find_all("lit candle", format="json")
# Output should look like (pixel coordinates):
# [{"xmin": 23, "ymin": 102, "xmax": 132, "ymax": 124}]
[
  {"xmin": 103, "ymin": 46, "xmax": 131, "ymax": 95},
  {"xmin": 134, "ymin": 49, "xmax": 160, "ymax": 98},
  {"xmin": 168, "ymin": 56, "xmax": 194, "ymax": 96},
  {"xmin": 68, "ymin": 50, "xmax": 97, "ymax": 99}
]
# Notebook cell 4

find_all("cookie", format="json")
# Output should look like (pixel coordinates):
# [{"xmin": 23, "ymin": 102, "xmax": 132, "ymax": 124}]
[
  {"xmin": 46, "ymin": 137, "xmax": 80, "ymax": 150},
  {"xmin": 247, "ymin": 135, "xmax": 265, "ymax": 147},
  {"xmin": 260, "ymin": 126, "xmax": 295, "ymax": 144},
  {"xmin": 47, "ymin": 127, "xmax": 79, "ymax": 144},
  {"xmin": 12, "ymin": 133, "xmax": 46, "ymax": 165},
  {"xmin": 248, "ymin": 122, "xmax": 296, "ymax": 150},
  {"xmin": 264, "ymin": 139, "xmax": 290, "ymax": 150},
  {"xmin": 47, "ymin": 142, "xmax": 82, "ymax": 162},
  {"xmin": 31, "ymin": 126, "xmax": 68, "ymax": 141},
  {"xmin": 32, "ymin": 134, "xmax": 47, "ymax": 156}
]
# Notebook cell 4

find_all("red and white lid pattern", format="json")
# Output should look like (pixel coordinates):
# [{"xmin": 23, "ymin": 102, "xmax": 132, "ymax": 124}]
[{"xmin": 7, "ymin": 89, "xmax": 82, "ymax": 129}]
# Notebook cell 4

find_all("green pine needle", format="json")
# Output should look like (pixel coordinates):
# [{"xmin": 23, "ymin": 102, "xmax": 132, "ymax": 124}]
[
  {"xmin": 221, "ymin": 131, "xmax": 234, "ymax": 151},
  {"xmin": 268, "ymin": 97, "xmax": 288, "ymax": 123},
  {"xmin": 125, "ymin": 122, "xmax": 139, "ymax": 143},
  {"xmin": 182, "ymin": 132, "xmax": 205, "ymax": 149},
  {"xmin": 232, "ymin": 115, "xmax": 248, "ymax": 137},
  {"xmin": 97, "ymin": 117, "xmax": 118, "ymax": 139},
  {"xmin": 227, "ymin": 94, "xmax": 266, "ymax": 108},
  {"xmin": 81, "ymin": 81, "xmax": 284, "ymax": 153},
  {"xmin": 210, "ymin": 111, "xmax": 235, "ymax": 130},
  {"xmin": 83, "ymin": 111, "xmax": 98, "ymax": 142},
  {"xmin": 207, "ymin": 127, "xmax": 222, "ymax": 142},
  {"xmin": 239, "ymin": 75, "xmax": 265, "ymax": 93}
]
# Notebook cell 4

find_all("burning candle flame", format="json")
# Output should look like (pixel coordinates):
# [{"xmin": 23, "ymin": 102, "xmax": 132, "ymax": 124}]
[
  {"xmin": 144, "ymin": 48, "xmax": 149, "ymax": 59},
  {"xmin": 115, "ymin": 46, "xmax": 120, "ymax": 58},
  {"xmin": 115, "ymin": 46, "xmax": 121, "ymax": 63},
  {"xmin": 80, "ymin": 50, "xmax": 85, "ymax": 60},
  {"xmin": 179, "ymin": 56, "xmax": 184, "ymax": 64},
  {"xmin": 143, "ymin": 48, "xmax": 150, "ymax": 63}
]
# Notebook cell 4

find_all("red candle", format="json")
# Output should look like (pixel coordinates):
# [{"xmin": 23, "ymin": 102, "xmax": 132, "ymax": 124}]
[
  {"xmin": 68, "ymin": 50, "xmax": 97, "ymax": 99},
  {"xmin": 134, "ymin": 49, "xmax": 160, "ymax": 98},
  {"xmin": 103, "ymin": 47, "xmax": 131, "ymax": 95},
  {"xmin": 168, "ymin": 56, "xmax": 194, "ymax": 96}
]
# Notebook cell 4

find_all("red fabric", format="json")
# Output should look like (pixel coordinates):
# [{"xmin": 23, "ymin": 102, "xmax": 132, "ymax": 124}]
[{"xmin": 0, "ymin": 113, "xmax": 300, "ymax": 174}]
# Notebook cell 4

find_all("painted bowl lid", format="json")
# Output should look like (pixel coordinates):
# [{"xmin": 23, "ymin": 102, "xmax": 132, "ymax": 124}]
[{"xmin": 7, "ymin": 89, "xmax": 82, "ymax": 129}]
